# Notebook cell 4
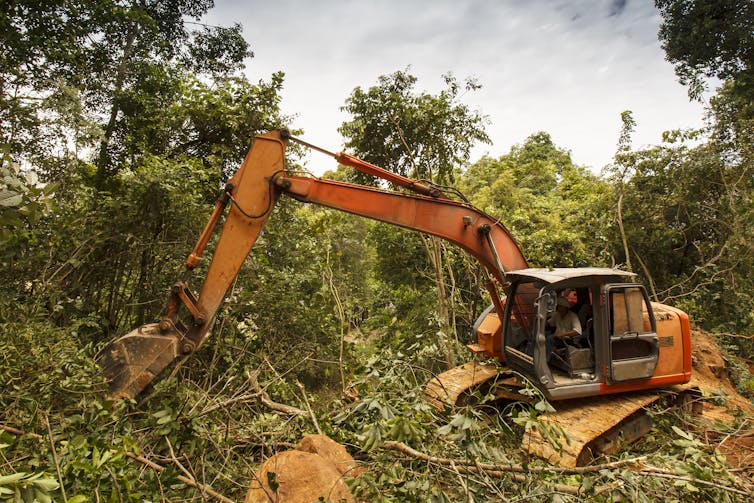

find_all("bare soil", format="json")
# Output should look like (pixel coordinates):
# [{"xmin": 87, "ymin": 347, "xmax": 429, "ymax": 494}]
[{"xmin": 689, "ymin": 328, "xmax": 754, "ymax": 468}]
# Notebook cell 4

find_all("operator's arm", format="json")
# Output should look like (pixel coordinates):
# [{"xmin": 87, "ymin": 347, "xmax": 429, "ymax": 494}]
[{"xmin": 554, "ymin": 312, "xmax": 582, "ymax": 338}]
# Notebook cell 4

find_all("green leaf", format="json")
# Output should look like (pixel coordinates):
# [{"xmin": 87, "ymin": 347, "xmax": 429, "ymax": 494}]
[
  {"xmin": 671, "ymin": 426, "xmax": 694, "ymax": 440},
  {"xmin": 94, "ymin": 449, "xmax": 112, "ymax": 469},
  {"xmin": 30, "ymin": 477, "xmax": 59, "ymax": 490},
  {"xmin": 156, "ymin": 414, "xmax": 173, "ymax": 425},
  {"xmin": 437, "ymin": 423, "xmax": 452, "ymax": 435},
  {"xmin": 152, "ymin": 408, "xmax": 171, "ymax": 418},
  {"xmin": 153, "ymin": 408, "xmax": 174, "ymax": 425},
  {"xmin": 33, "ymin": 488, "xmax": 52, "ymax": 503},
  {"xmin": 0, "ymin": 472, "xmax": 28, "ymax": 485}
]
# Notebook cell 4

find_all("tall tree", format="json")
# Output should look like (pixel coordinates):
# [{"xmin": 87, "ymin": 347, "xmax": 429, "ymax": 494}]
[
  {"xmin": 1, "ymin": 0, "xmax": 251, "ymax": 185},
  {"xmin": 340, "ymin": 70, "xmax": 489, "ymax": 185},
  {"xmin": 607, "ymin": 129, "xmax": 753, "ymax": 334},
  {"xmin": 339, "ymin": 70, "xmax": 489, "ymax": 367},
  {"xmin": 654, "ymin": 0, "xmax": 754, "ymax": 340},
  {"xmin": 656, "ymin": 0, "xmax": 754, "ymax": 100},
  {"xmin": 460, "ymin": 132, "xmax": 612, "ymax": 269},
  {"xmin": 612, "ymin": 110, "xmax": 638, "ymax": 272},
  {"xmin": 0, "ymin": 2, "xmax": 288, "ymax": 337}
]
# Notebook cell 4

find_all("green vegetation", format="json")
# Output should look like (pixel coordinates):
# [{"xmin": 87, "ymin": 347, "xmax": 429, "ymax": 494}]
[{"xmin": 1, "ymin": 1, "xmax": 752, "ymax": 500}]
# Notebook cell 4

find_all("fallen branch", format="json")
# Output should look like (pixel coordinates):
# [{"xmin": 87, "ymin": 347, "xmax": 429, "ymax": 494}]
[
  {"xmin": 2, "ymin": 425, "xmax": 42, "ymax": 438},
  {"xmin": 378, "ymin": 440, "xmax": 629, "ymax": 496},
  {"xmin": 379, "ymin": 440, "xmax": 644, "ymax": 475},
  {"xmin": 507, "ymin": 472, "xmax": 584, "ymax": 496},
  {"xmin": 638, "ymin": 467, "xmax": 753, "ymax": 497},
  {"xmin": 195, "ymin": 390, "xmax": 265, "ymax": 418},
  {"xmin": 44, "ymin": 415, "xmax": 68, "ymax": 503},
  {"xmin": 296, "ymin": 380, "xmax": 323, "ymax": 434},
  {"xmin": 379, "ymin": 440, "xmax": 752, "ymax": 497},
  {"xmin": 248, "ymin": 371, "xmax": 306, "ymax": 417},
  {"xmin": 711, "ymin": 332, "xmax": 754, "ymax": 340},
  {"xmin": 417, "ymin": 451, "xmax": 620, "ymax": 497},
  {"xmin": 124, "ymin": 452, "xmax": 235, "ymax": 503},
  {"xmin": 449, "ymin": 459, "xmax": 473, "ymax": 502},
  {"xmin": 164, "ymin": 436, "xmax": 196, "ymax": 483}
]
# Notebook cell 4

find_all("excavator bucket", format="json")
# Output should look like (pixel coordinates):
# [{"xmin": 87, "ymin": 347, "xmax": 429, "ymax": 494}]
[{"xmin": 97, "ymin": 323, "xmax": 182, "ymax": 400}]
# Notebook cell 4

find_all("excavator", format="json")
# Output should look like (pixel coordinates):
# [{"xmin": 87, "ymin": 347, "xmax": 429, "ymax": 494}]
[{"xmin": 98, "ymin": 129, "xmax": 697, "ymax": 466}]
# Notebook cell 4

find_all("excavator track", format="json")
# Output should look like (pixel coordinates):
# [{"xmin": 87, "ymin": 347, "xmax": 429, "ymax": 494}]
[
  {"xmin": 523, "ymin": 383, "xmax": 701, "ymax": 466},
  {"xmin": 424, "ymin": 361, "xmax": 510, "ymax": 409},
  {"xmin": 426, "ymin": 364, "xmax": 701, "ymax": 466},
  {"xmin": 523, "ymin": 392, "xmax": 659, "ymax": 466}
]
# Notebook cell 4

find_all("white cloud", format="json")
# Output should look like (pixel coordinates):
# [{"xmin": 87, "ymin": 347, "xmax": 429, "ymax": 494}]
[{"xmin": 203, "ymin": 0, "xmax": 706, "ymax": 173}]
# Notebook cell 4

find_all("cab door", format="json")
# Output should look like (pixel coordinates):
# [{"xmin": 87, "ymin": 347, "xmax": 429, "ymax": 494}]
[{"xmin": 605, "ymin": 284, "xmax": 659, "ymax": 382}]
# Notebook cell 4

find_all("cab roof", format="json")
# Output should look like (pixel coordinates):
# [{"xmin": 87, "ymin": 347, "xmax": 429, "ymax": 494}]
[{"xmin": 505, "ymin": 267, "xmax": 635, "ymax": 284}]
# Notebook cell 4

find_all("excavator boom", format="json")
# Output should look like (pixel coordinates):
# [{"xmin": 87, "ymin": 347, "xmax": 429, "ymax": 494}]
[{"xmin": 98, "ymin": 129, "xmax": 527, "ymax": 399}]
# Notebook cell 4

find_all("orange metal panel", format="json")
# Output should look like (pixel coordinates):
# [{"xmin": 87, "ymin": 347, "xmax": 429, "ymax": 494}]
[
  {"xmin": 476, "ymin": 312, "xmax": 502, "ymax": 357},
  {"xmin": 599, "ymin": 372, "xmax": 692, "ymax": 395},
  {"xmin": 643, "ymin": 303, "xmax": 693, "ymax": 381}
]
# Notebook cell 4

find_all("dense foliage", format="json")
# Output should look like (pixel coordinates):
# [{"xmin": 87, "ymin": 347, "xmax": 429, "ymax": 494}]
[
  {"xmin": 656, "ymin": 0, "xmax": 754, "ymax": 100},
  {"xmin": 1, "ymin": 1, "xmax": 752, "ymax": 501}
]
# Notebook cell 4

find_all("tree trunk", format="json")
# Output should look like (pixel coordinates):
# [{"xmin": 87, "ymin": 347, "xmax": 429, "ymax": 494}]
[
  {"xmin": 92, "ymin": 27, "xmax": 137, "ymax": 200},
  {"xmin": 422, "ymin": 235, "xmax": 456, "ymax": 369},
  {"xmin": 617, "ymin": 190, "xmax": 633, "ymax": 272}
]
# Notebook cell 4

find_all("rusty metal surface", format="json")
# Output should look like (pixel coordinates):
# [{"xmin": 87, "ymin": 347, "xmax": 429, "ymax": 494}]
[
  {"xmin": 522, "ymin": 392, "xmax": 661, "ymax": 467},
  {"xmin": 424, "ymin": 361, "xmax": 504, "ymax": 410},
  {"xmin": 523, "ymin": 383, "xmax": 700, "ymax": 466},
  {"xmin": 97, "ymin": 323, "xmax": 181, "ymax": 400}
]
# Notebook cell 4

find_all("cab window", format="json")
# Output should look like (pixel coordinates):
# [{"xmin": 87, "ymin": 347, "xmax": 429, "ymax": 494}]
[
  {"xmin": 609, "ymin": 287, "xmax": 654, "ymax": 359},
  {"xmin": 505, "ymin": 281, "xmax": 538, "ymax": 351}
]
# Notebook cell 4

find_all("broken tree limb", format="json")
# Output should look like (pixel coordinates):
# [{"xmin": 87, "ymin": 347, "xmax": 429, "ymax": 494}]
[
  {"xmin": 637, "ymin": 467, "xmax": 752, "ymax": 497},
  {"xmin": 296, "ymin": 380, "xmax": 323, "ymax": 434},
  {"xmin": 378, "ymin": 440, "xmax": 752, "ymax": 497},
  {"xmin": 247, "ymin": 371, "xmax": 307, "ymax": 417},
  {"xmin": 194, "ymin": 390, "xmax": 265, "ymax": 418},
  {"xmin": 2, "ymin": 425, "xmax": 42, "ymax": 438},
  {"xmin": 379, "ymin": 440, "xmax": 644, "ymax": 475},
  {"xmin": 376, "ymin": 441, "xmax": 631, "ymax": 496},
  {"xmin": 44, "ymin": 414, "xmax": 68, "ymax": 503}
]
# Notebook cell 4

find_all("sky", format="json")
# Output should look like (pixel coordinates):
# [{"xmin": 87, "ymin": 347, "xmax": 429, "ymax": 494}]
[{"xmin": 201, "ymin": 0, "xmax": 708, "ymax": 174}]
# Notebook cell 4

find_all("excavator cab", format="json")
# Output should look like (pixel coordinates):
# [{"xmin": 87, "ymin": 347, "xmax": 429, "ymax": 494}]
[
  {"xmin": 432, "ymin": 267, "xmax": 695, "ymax": 465},
  {"xmin": 499, "ymin": 268, "xmax": 667, "ymax": 401},
  {"xmin": 437, "ymin": 265, "xmax": 691, "ymax": 412}
]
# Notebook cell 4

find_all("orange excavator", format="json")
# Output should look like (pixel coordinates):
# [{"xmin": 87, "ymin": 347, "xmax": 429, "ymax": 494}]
[{"xmin": 98, "ymin": 130, "xmax": 697, "ymax": 466}]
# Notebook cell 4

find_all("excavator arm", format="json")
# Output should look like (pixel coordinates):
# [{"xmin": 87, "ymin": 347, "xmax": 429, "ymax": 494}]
[{"xmin": 98, "ymin": 129, "xmax": 527, "ymax": 399}]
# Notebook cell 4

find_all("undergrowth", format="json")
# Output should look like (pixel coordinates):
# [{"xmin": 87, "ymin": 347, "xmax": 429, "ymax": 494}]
[{"xmin": 1, "ymin": 319, "xmax": 752, "ymax": 501}]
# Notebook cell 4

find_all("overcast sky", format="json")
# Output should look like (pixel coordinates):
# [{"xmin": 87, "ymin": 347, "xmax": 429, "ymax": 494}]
[{"xmin": 202, "ymin": 0, "xmax": 707, "ymax": 174}]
